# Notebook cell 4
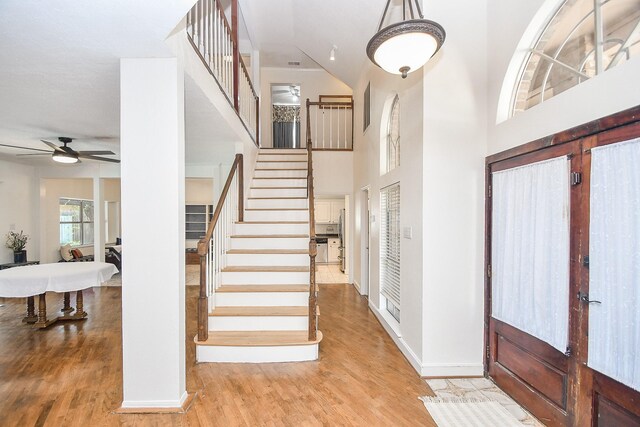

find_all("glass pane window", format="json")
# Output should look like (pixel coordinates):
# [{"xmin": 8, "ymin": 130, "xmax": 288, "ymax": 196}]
[
  {"xmin": 512, "ymin": 0, "xmax": 640, "ymax": 115},
  {"xmin": 59, "ymin": 198, "xmax": 94, "ymax": 246},
  {"xmin": 386, "ymin": 95, "xmax": 400, "ymax": 173}
]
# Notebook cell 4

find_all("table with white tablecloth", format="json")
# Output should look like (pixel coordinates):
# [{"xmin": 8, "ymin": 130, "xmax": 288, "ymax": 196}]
[{"xmin": 0, "ymin": 262, "xmax": 118, "ymax": 328}]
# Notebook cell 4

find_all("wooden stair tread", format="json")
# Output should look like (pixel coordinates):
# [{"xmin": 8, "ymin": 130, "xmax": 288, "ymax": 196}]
[
  {"xmin": 227, "ymin": 249, "xmax": 309, "ymax": 254},
  {"xmin": 248, "ymin": 197, "xmax": 307, "ymax": 200},
  {"xmin": 257, "ymin": 160, "xmax": 307, "ymax": 163},
  {"xmin": 255, "ymin": 169, "xmax": 307, "ymax": 171},
  {"xmin": 217, "ymin": 285, "xmax": 309, "ymax": 293},
  {"xmin": 195, "ymin": 331, "xmax": 322, "ymax": 347},
  {"xmin": 222, "ymin": 266, "xmax": 309, "ymax": 272},
  {"xmin": 210, "ymin": 306, "xmax": 309, "ymax": 316},
  {"xmin": 235, "ymin": 221, "xmax": 308, "ymax": 224},
  {"xmin": 245, "ymin": 208, "xmax": 308, "ymax": 211},
  {"xmin": 250, "ymin": 186, "xmax": 307, "ymax": 189},
  {"xmin": 230, "ymin": 234, "xmax": 308, "ymax": 238}
]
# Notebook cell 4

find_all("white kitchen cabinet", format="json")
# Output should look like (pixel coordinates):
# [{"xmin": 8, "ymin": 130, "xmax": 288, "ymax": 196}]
[
  {"xmin": 315, "ymin": 201, "xmax": 331, "ymax": 223},
  {"xmin": 315, "ymin": 199, "xmax": 345, "ymax": 224},
  {"xmin": 328, "ymin": 238, "xmax": 340, "ymax": 263}
]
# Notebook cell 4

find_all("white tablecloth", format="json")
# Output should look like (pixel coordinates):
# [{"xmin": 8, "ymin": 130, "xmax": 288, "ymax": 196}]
[{"xmin": 0, "ymin": 262, "xmax": 118, "ymax": 298}]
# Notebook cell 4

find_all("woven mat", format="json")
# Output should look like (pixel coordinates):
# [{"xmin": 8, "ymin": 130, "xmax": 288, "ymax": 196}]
[{"xmin": 420, "ymin": 397, "xmax": 523, "ymax": 427}]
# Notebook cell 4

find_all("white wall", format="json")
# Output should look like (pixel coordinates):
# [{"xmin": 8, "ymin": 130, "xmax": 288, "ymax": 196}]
[
  {"xmin": 351, "ymin": 0, "xmax": 488, "ymax": 377},
  {"xmin": 259, "ymin": 67, "xmax": 352, "ymax": 148},
  {"xmin": 487, "ymin": 0, "xmax": 640, "ymax": 154},
  {"xmin": 0, "ymin": 159, "xmax": 38, "ymax": 264},
  {"xmin": 352, "ymin": 62, "xmax": 426, "ymax": 372}
]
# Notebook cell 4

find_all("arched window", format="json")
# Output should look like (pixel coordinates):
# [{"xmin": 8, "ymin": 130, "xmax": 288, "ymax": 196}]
[
  {"xmin": 386, "ymin": 95, "xmax": 400, "ymax": 173},
  {"xmin": 511, "ymin": 0, "xmax": 640, "ymax": 116}
]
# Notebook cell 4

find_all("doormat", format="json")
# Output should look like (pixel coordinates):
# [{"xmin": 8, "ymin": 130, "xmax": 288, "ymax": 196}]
[{"xmin": 420, "ymin": 397, "xmax": 523, "ymax": 427}]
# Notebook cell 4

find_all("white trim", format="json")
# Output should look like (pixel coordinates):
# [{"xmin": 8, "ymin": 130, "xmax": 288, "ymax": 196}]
[
  {"xmin": 353, "ymin": 280, "xmax": 361, "ymax": 293},
  {"xmin": 420, "ymin": 363, "xmax": 484, "ymax": 378},
  {"xmin": 121, "ymin": 391, "xmax": 188, "ymax": 409},
  {"xmin": 369, "ymin": 302, "xmax": 422, "ymax": 375}
]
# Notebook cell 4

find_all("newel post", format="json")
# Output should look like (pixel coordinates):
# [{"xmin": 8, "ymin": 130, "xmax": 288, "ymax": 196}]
[
  {"xmin": 237, "ymin": 153, "xmax": 244, "ymax": 222},
  {"xmin": 231, "ymin": 0, "xmax": 240, "ymax": 112},
  {"xmin": 308, "ymin": 238, "xmax": 318, "ymax": 341},
  {"xmin": 197, "ymin": 239, "xmax": 208, "ymax": 342}
]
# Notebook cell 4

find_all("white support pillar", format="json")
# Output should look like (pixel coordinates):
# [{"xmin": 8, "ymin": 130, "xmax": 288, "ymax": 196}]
[
  {"xmin": 120, "ymin": 58, "xmax": 186, "ymax": 410},
  {"xmin": 93, "ymin": 175, "xmax": 105, "ymax": 262}
]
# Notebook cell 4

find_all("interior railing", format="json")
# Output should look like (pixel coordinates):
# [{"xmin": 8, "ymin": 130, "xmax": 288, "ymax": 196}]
[
  {"xmin": 306, "ymin": 99, "xmax": 318, "ymax": 341},
  {"xmin": 197, "ymin": 154, "xmax": 244, "ymax": 341},
  {"xmin": 308, "ymin": 95, "xmax": 354, "ymax": 151},
  {"xmin": 186, "ymin": 0, "xmax": 259, "ymax": 146}
]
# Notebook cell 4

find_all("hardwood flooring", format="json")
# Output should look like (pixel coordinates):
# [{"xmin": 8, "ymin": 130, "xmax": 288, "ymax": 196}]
[{"xmin": 0, "ymin": 284, "xmax": 435, "ymax": 426}]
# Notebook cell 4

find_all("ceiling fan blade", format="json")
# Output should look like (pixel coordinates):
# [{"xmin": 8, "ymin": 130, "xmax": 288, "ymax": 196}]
[
  {"xmin": 77, "ymin": 154, "xmax": 120, "ymax": 163},
  {"xmin": 16, "ymin": 153, "xmax": 53, "ymax": 156},
  {"xmin": 0, "ymin": 143, "xmax": 52, "ymax": 153},
  {"xmin": 77, "ymin": 150, "xmax": 116, "ymax": 155},
  {"xmin": 41, "ymin": 140, "xmax": 65, "ymax": 152}
]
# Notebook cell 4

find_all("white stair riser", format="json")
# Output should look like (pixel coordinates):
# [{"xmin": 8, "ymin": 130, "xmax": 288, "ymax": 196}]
[
  {"xmin": 226, "ymin": 253, "xmax": 309, "ymax": 266},
  {"xmin": 247, "ymin": 198, "xmax": 308, "ymax": 209},
  {"xmin": 259, "ymin": 149, "xmax": 307, "ymax": 155},
  {"xmin": 254, "ymin": 169, "xmax": 307, "ymax": 178},
  {"xmin": 221, "ymin": 271, "xmax": 309, "ymax": 285},
  {"xmin": 234, "ymin": 222, "xmax": 308, "ymax": 235},
  {"xmin": 244, "ymin": 210, "xmax": 308, "ymax": 222},
  {"xmin": 196, "ymin": 343, "xmax": 318, "ymax": 363},
  {"xmin": 256, "ymin": 161, "xmax": 307, "ymax": 170},
  {"xmin": 215, "ymin": 292, "xmax": 309, "ymax": 306},
  {"xmin": 257, "ymin": 155, "xmax": 307, "ymax": 162},
  {"xmin": 230, "ymin": 237, "xmax": 308, "ymax": 250},
  {"xmin": 251, "ymin": 178, "xmax": 306, "ymax": 187},
  {"xmin": 250, "ymin": 188, "xmax": 307, "ymax": 198},
  {"xmin": 209, "ymin": 315, "xmax": 308, "ymax": 331}
]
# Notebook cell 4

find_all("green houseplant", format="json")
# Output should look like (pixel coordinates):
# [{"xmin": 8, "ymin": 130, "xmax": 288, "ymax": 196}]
[{"xmin": 6, "ymin": 230, "xmax": 29, "ymax": 263}]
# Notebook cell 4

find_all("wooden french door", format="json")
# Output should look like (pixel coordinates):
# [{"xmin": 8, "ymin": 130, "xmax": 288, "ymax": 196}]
[{"xmin": 485, "ymin": 107, "xmax": 640, "ymax": 427}]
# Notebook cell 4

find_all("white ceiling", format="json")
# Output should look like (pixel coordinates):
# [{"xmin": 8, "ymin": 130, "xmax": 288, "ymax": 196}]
[
  {"xmin": 0, "ymin": 0, "xmax": 237, "ymax": 168},
  {"xmin": 239, "ymin": 0, "xmax": 396, "ymax": 86}
]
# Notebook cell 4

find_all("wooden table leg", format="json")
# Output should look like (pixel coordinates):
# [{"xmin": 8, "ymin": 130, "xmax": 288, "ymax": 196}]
[
  {"xmin": 22, "ymin": 296, "xmax": 38, "ymax": 323},
  {"xmin": 34, "ymin": 293, "xmax": 56, "ymax": 328},
  {"xmin": 61, "ymin": 292, "xmax": 75, "ymax": 315},
  {"xmin": 74, "ymin": 290, "xmax": 87, "ymax": 318}
]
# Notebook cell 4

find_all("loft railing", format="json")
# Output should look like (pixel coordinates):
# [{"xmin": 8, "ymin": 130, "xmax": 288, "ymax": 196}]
[
  {"xmin": 186, "ymin": 0, "xmax": 259, "ymax": 146},
  {"xmin": 307, "ymin": 95, "xmax": 354, "ymax": 151},
  {"xmin": 197, "ymin": 154, "xmax": 244, "ymax": 341},
  {"xmin": 306, "ymin": 99, "xmax": 318, "ymax": 341}
]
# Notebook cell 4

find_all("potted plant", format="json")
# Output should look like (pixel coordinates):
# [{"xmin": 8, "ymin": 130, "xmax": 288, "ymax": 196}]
[{"xmin": 6, "ymin": 230, "xmax": 29, "ymax": 263}]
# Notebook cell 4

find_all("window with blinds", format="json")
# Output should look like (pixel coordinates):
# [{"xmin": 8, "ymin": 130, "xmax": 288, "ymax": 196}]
[{"xmin": 381, "ymin": 183, "xmax": 400, "ymax": 321}]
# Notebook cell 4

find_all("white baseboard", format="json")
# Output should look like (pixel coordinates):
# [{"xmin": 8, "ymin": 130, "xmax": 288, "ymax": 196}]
[
  {"xmin": 420, "ymin": 363, "xmax": 484, "ymax": 378},
  {"xmin": 121, "ymin": 390, "xmax": 187, "ymax": 409},
  {"xmin": 369, "ymin": 302, "xmax": 422, "ymax": 376},
  {"xmin": 353, "ymin": 280, "xmax": 361, "ymax": 292}
]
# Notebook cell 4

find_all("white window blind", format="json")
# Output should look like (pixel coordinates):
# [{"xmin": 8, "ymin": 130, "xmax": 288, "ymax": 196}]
[
  {"xmin": 381, "ymin": 183, "xmax": 400, "ymax": 310},
  {"xmin": 588, "ymin": 138, "xmax": 640, "ymax": 392},
  {"xmin": 491, "ymin": 156, "xmax": 570, "ymax": 353}
]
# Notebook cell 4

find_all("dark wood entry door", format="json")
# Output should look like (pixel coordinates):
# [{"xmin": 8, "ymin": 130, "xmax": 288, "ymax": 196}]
[{"xmin": 485, "ymin": 109, "xmax": 640, "ymax": 427}]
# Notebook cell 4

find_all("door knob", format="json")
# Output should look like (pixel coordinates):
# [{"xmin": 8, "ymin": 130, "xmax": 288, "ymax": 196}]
[{"xmin": 577, "ymin": 291, "xmax": 601, "ymax": 304}]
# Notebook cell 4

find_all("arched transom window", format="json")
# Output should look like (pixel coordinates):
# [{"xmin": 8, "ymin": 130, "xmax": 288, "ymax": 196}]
[
  {"xmin": 512, "ymin": 0, "xmax": 640, "ymax": 116},
  {"xmin": 386, "ymin": 95, "xmax": 400, "ymax": 173}
]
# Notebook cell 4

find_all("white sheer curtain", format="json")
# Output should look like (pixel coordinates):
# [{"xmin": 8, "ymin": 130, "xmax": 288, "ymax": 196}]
[
  {"xmin": 588, "ymin": 138, "xmax": 640, "ymax": 392},
  {"xmin": 492, "ymin": 156, "xmax": 570, "ymax": 353}
]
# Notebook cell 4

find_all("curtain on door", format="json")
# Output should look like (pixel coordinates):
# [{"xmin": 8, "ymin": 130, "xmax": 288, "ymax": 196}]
[
  {"xmin": 588, "ymin": 138, "xmax": 640, "ymax": 392},
  {"xmin": 491, "ymin": 156, "xmax": 570, "ymax": 352},
  {"xmin": 272, "ymin": 105, "xmax": 300, "ymax": 148}
]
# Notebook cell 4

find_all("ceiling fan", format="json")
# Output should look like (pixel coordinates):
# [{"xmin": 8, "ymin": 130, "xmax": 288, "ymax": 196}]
[{"xmin": 0, "ymin": 137, "xmax": 120, "ymax": 164}]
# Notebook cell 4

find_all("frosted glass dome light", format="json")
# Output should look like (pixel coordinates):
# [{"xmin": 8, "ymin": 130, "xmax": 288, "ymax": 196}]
[{"xmin": 366, "ymin": 1, "xmax": 445, "ymax": 78}]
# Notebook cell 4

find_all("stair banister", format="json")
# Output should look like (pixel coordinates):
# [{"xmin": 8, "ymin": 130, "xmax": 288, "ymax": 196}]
[
  {"xmin": 197, "ymin": 153, "xmax": 244, "ymax": 342},
  {"xmin": 306, "ymin": 99, "xmax": 318, "ymax": 341}
]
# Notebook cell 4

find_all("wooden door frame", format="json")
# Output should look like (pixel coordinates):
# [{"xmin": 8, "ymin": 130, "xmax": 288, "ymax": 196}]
[{"xmin": 484, "ymin": 105, "xmax": 640, "ymax": 426}]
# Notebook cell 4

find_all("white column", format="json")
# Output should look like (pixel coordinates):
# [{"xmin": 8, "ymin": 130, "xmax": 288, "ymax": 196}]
[
  {"xmin": 120, "ymin": 58, "xmax": 186, "ymax": 409},
  {"xmin": 93, "ymin": 175, "xmax": 105, "ymax": 262}
]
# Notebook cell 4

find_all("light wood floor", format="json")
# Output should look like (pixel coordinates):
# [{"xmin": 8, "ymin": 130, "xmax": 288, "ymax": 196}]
[{"xmin": 0, "ymin": 284, "xmax": 435, "ymax": 426}]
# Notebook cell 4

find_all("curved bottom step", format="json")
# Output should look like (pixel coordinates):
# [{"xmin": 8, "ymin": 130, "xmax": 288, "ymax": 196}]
[{"xmin": 195, "ymin": 331, "xmax": 323, "ymax": 363}]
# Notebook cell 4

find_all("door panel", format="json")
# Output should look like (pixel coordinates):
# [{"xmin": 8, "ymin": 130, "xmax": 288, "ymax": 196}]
[{"xmin": 486, "ymin": 113, "xmax": 640, "ymax": 426}]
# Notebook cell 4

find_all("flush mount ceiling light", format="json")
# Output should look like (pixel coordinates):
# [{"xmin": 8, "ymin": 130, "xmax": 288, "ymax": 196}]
[{"xmin": 366, "ymin": 0, "xmax": 446, "ymax": 78}]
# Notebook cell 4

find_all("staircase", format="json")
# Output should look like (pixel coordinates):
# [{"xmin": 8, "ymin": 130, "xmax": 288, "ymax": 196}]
[{"xmin": 195, "ymin": 148, "xmax": 322, "ymax": 363}]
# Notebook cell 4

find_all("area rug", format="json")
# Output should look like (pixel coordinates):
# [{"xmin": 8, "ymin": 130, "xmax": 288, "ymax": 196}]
[{"xmin": 420, "ymin": 397, "xmax": 523, "ymax": 427}]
